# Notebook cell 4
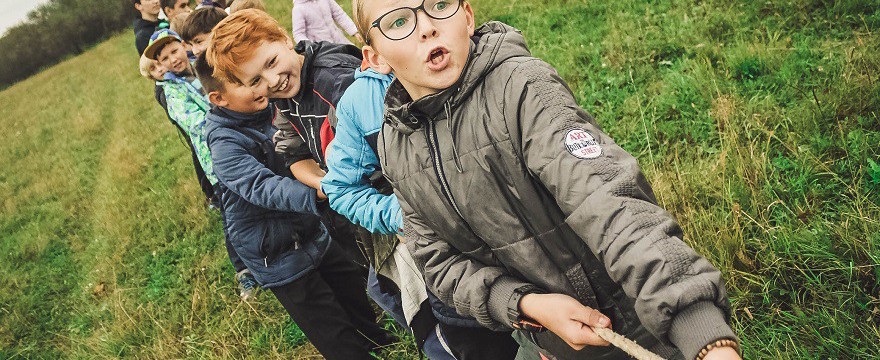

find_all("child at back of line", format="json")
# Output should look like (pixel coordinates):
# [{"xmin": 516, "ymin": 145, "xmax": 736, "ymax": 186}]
[
  {"xmin": 292, "ymin": 0, "xmax": 363, "ymax": 44},
  {"xmin": 178, "ymin": 6, "xmax": 228, "ymax": 57},
  {"xmin": 138, "ymin": 53, "xmax": 167, "ymax": 84},
  {"xmin": 357, "ymin": 0, "xmax": 745, "ymax": 359},
  {"xmin": 132, "ymin": 0, "xmax": 167, "ymax": 55},
  {"xmin": 169, "ymin": 12, "xmax": 191, "ymax": 35},
  {"xmin": 162, "ymin": 0, "xmax": 192, "ymax": 22}
]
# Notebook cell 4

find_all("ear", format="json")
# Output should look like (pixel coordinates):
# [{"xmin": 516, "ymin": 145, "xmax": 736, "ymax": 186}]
[
  {"xmin": 462, "ymin": 2, "xmax": 475, "ymax": 36},
  {"xmin": 134, "ymin": 2, "xmax": 143, "ymax": 12},
  {"xmin": 208, "ymin": 91, "xmax": 228, "ymax": 107},
  {"xmin": 362, "ymin": 45, "xmax": 392, "ymax": 75}
]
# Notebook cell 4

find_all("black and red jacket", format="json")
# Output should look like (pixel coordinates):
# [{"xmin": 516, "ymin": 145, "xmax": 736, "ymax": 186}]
[{"xmin": 272, "ymin": 40, "xmax": 361, "ymax": 169}]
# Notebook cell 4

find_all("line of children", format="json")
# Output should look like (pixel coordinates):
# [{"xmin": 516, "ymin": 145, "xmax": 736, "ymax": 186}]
[
  {"xmin": 199, "ymin": 16, "xmax": 394, "ymax": 355},
  {"xmin": 134, "ymin": 0, "xmax": 220, "ymax": 209},
  {"xmin": 205, "ymin": 9, "xmax": 372, "ymax": 280},
  {"xmin": 210, "ymin": 8, "xmax": 527, "ymax": 360},
  {"xmin": 131, "ymin": 1, "xmax": 745, "ymax": 359},
  {"xmin": 352, "ymin": 0, "xmax": 745, "ymax": 358},
  {"xmin": 142, "ymin": 21, "xmax": 259, "ymax": 299}
]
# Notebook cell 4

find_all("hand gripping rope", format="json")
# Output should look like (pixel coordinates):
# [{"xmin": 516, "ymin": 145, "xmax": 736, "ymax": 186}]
[{"xmin": 593, "ymin": 327, "xmax": 665, "ymax": 360}]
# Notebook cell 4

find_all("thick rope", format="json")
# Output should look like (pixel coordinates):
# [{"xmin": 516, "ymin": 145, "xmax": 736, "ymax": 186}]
[{"xmin": 594, "ymin": 327, "xmax": 666, "ymax": 360}]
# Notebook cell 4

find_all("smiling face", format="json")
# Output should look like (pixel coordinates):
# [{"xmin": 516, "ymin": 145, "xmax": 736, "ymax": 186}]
[
  {"xmin": 212, "ymin": 81, "xmax": 269, "ymax": 113},
  {"xmin": 149, "ymin": 62, "xmax": 168, "ymax": 80},
  {"xmin": 188, "ymin": 32, "xmax": 211, "ymax": 57},
  {"xmin": 156, "ymin": 40, "xmax": 190, "ymax": 74},
  {"xmin": 232, "ymin": 39, "xmax": 305, "ymax": 99},
  {"xmin": 362, "ymin": 0, "xmax": 474, "ymax": 100}
]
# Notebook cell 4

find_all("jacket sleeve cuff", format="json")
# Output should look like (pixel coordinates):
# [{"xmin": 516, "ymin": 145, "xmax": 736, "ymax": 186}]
[
  {"xmin": 392, "ymin": 207, "xmax": 403, "ymax": 234},
  {"xmin": 487, "ymin": 276, "xmax": 534, "ymax": 327},
  {"xmin": 668, "ymin": 301, "xmax": 738, "ymax": 360}
]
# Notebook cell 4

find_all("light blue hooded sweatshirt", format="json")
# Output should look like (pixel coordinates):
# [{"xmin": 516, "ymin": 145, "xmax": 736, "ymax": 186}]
[{"xmin": 322, "ymin": 68, "xmax": 402, "ymax": 234}]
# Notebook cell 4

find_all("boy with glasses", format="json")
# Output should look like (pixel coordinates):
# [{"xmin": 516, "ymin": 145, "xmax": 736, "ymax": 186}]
[{"xmin": 357, "ymin": 0, "xmax": 744, "ymax": 359}]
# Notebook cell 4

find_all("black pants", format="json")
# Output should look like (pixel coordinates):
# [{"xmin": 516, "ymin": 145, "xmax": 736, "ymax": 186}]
[
  {"xmin": 269, "ymin": 242, "xmax": 393, "ymax": 360},
  {"xmin": 440, "ymin": 321, "xmax": 520, "ymax": 360}
]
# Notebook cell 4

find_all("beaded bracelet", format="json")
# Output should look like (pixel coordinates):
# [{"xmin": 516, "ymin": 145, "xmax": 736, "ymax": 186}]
[{"xmin": 695, "ymin": 338, "xmax": 740, "ymax": 360}]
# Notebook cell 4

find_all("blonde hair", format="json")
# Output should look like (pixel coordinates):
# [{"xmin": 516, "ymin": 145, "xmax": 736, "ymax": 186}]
[
  {"xmin": 169, "ymin": 12, "xmax": 191, "ymax": 33},
  {"xmin": 207, "ymin": 9, "xmax": 289, "ymax": 82},
  {"xmin": 352, "ymin": 0, "xmax": 371, "ymax": 44},
  {"xmin": 139, "ymin": 54, "xmax": 161, "ymax": 80},
  {"xmin": 230, "ymin": 0, "xmax": 265, "ymax": 13}
]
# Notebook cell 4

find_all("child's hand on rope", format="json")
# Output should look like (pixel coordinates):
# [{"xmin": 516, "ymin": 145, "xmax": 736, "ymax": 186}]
[{"xmin": 520, "ymin": 293, "xmax": 612, "ymax": 350}]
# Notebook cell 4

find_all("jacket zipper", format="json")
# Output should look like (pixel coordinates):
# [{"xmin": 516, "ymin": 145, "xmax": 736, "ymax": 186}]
[
  {"xmin": 294, "ymin": 102, "xmax": 324, "ymax": 165},
  {"xmin": 424, "ymin": 118, "xmax": 472, "ymax": 231}
]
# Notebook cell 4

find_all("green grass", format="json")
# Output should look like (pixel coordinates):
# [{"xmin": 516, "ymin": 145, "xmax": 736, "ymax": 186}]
[{"xmin": 1, "ymin": 0, "xmax": 879, "ymax": 358}]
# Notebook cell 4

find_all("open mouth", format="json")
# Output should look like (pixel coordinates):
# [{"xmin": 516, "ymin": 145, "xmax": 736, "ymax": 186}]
[{"xmin": 426, "ymin": 47, "xmax": 450, "ymax": 71}]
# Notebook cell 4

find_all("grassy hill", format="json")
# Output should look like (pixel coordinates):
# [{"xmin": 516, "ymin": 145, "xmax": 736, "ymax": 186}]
[{"xmin": 1, "ymin": 0, "xmax": 878, "ymax": 358}]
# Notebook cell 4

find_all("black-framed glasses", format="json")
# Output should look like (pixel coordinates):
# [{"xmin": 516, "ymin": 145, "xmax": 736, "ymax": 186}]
[{"xmin": 369, "ymin": 0, "xmax": 461, "ymax": 42}]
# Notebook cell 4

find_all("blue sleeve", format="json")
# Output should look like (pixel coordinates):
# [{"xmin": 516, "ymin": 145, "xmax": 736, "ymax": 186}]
[
  {"xmin": 210, "ymin": 128, "xmax": 319, "ymax": 215},
  {"xmin": 322, "ymin": 91, "xmax": 402, "ymax": 234}
]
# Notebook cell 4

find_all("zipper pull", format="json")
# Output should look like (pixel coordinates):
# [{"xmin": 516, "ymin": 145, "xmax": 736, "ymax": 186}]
[
  {"xmin": 264, "ymin": 257, "xmax": 268, "ymax": 267},
  {"xmin": 295, "ymin": 241, "xmax": 301, "ymax": 250}
]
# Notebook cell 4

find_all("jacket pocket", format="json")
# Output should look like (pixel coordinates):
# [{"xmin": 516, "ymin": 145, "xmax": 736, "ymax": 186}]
[{"xmin": 259, "ymin": 220, "xmax": 301, "ymax": 265}]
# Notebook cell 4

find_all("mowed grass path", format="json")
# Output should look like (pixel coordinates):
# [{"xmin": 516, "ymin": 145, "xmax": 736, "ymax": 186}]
[{"xmin": 1, "ymin": 0, "xmax": 878, "ymax": 358}]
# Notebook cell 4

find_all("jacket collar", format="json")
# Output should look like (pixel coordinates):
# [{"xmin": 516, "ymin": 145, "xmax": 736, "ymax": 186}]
[
  {"xmin": 209, "ymin": 104, "xmax": 274, "ymax": 127},
  {"xmin": 290, "ymin": 40, "xmax": 362, "ymax": 103}
]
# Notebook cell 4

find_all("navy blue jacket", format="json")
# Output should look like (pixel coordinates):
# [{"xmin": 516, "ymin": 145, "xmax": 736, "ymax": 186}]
[
  {"xmin": 272, "ymin": 40, "xmax": 361, "ymax": 168},
  {"xmin": 205, "ymin": 105, "xmax": 330, "ymax": 288}
]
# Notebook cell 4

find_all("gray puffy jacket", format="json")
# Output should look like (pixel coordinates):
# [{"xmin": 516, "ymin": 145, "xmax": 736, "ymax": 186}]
[{"xmin": 379, "ymin": 22, "xmax": 736, "ymax": 360}]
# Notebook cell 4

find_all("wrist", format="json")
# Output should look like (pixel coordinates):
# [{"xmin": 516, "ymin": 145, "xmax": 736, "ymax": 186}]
[
  {"xmin": 510, "ymin": 287, "xmax": 548, "ymax": 333},
  {"xmin": 698, "ymin": 340, "xmax": 740, "ymax": 360},
  {"xmin": 518, "ymin": 293, "xmax": 539, "ymax": 318}
]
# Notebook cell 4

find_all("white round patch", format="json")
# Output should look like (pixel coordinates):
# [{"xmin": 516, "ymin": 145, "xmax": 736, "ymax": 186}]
[{"xmin": 564, "ymin": 128, "xmax": 602, "ymax": 159}]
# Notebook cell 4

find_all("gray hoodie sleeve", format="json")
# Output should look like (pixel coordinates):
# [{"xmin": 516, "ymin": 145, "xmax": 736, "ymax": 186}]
[
  {"xmin": 502, "ymin": 59, "xmax": 737, "ymax": 360},
  {"xmin": 397, "ymin": 191, "xmax": 533, "ymax": 331}
]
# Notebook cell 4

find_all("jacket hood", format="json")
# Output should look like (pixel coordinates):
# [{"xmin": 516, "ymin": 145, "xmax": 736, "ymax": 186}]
[
  {"xmin": 291, "ymin": 40, "xmax": 362, "ymax": 102},
  {"xmin": 205, "ymin": 104, "xmax": 274, "ymax": 136},
  {"xmin": 354, "ymin": 67, "xmax": 394, "ymax": 82},
  {"xmin": 384, "ymin": 22, "xmax": 531, "ymax": 134}
]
